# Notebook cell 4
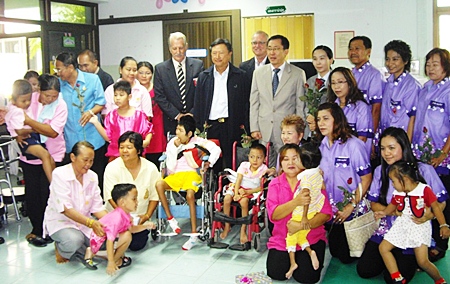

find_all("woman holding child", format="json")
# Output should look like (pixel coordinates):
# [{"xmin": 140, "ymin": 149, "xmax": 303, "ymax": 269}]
[
  {"xmin": 357, "ymin": 127, "xmax": 448, "ymax": 282},
  {"xmin": 19, "ymin": 74, "xmax": 68, "ymax": 247},
  {"xmin": 266, "ymin": 143, "xmax": 332, "ymax": 283}
]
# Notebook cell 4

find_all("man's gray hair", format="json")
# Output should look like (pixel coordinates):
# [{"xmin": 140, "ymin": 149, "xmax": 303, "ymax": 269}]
[{"xmin": 168, "ymin": 32, "xmax": 187, "ymax": 47}]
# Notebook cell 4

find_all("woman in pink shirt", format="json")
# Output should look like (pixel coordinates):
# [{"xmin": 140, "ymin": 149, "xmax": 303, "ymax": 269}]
[
  {"xmin": 266, "ymin": 143, "xmax": 332, "ymax": 283},
  {"xmin": 19, "ymin": 74, "xmax": 68, "ymax": 247}
]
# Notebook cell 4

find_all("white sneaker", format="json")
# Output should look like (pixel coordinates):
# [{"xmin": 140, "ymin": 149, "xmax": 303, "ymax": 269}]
[
  {"xmin": 182, "ymin": 236, "xmax": 198, "ymax": 251},
  {"xmin": 168, "ymin": 217, "xmax": 181, "ymax": 234}
]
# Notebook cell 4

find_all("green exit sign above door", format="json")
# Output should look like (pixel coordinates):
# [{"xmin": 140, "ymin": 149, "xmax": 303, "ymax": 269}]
[{"xmin": 266, "ymin": 5, "xmax": 286, "ymax": 14}]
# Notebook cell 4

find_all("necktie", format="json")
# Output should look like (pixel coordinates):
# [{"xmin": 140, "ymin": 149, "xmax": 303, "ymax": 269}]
[
  {"xmin": 177, "ymin": 63, "xmax": 186, "ymax": 112},
  {"xmin": 272, "ymin": 68, "xmax": 280, "ymax": 97}
]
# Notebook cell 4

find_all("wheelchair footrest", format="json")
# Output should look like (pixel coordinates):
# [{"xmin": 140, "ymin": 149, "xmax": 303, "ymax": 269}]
[{"xmin": 213, "ymin": 212, "xmax": 252, "ymax": 225}]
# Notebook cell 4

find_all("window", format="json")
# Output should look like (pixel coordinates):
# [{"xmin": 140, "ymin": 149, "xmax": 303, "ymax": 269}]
[
  {"xmin": 50, "ymin": 2, "xmax": 93, "ymax": 24},
  {"xmin": 2, "ymin": 0, "xmax": 41, "ymax": 21},
  {"xmin": 434, "ymin": 0, "xmax": 450, "ymax": 50}
]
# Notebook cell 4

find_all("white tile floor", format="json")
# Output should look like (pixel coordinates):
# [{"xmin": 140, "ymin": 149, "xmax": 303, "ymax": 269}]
[{"xmin": 0, "ymin": 207, "xmax": 331, "ymax": 284}]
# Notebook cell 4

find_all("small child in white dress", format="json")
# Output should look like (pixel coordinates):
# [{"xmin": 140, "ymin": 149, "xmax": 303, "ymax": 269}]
[{"xmin": 375, "ymin": 161, "xmax": 449, "ymax": 284}]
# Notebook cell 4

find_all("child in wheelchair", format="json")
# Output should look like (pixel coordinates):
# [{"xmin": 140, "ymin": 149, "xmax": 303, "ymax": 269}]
[
  {"xmin": 155, "ymin": 116, "xmax": 221, "ymax": 250},
  {"xmin": 220, "ymin": 143, "xmax": 268, "ymax": 245}
]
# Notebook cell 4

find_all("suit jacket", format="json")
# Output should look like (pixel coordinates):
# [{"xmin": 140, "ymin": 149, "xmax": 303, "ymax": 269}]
[
  {"xmin": 239, "ymin": 57, "xmax": 270, "ymax": 82},
  {"xmin": 304, "ymin": 74, "xmax": 328, "ymax": 138},
  {"xmin": 250, "ymin": 63, "xmax": 306, "ymax": 150},
  {"xmin": 97, "ymin": 67, "xmax": 114, "ymax": 91},
  {"xmin": 154, "ymin": 57, "xmax": 204, "ymax": 134},
  {"xmin": 193, "ymin": 64, "xmax": 250, "ymax": 143}
]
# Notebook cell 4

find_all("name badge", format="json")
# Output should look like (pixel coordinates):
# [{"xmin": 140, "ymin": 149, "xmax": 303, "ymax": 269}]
[
  {"xmin": 335, "ymin": 157, "xmax": 350, "ymax": 168},
  {"xmin": 416, "ymin": 198, "xmax": 424, "ymax": 209},
  {"xmin": 348, "ymin": 123, "xmax": 356, "ymax": 131},
  {"xmin": 428, "ymin": 100, "xmax": 445, "ymax": 112},
  {"xmin": 390, "ymin": 100, "xmax": 401, "ymax": 108}
]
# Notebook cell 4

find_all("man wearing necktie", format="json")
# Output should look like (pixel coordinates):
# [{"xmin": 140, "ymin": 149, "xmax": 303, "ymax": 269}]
[
  {"xmin": 154, "ymin": 32, "xmax": 204, "ymax": 135},
  {"xmin": 250, "ymin": 35, "xmax": 306, "ymax": 155}
]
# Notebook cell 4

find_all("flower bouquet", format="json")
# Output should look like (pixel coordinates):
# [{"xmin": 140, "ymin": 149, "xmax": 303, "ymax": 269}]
[{"xmin": 300, "ymin": 78, "xmax": 326, "ymax": 116}]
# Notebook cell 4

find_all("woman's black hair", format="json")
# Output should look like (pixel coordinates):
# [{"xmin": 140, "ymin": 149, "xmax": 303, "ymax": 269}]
[
  {"xmin": 327, "ymin": 67, "xmax": 368, "ymax": 106},
  {"xmin": 70, "ymin": 141, "xmax": 95, "ymax": 156},
  {"xmin": 316, "ymin": 102, "xmax": 354, "ymax": 143},
  {"xmin": 312, "ymin": 45, "xmax": 334, "ymax": 62},
  {"xmin": 38, "ymin": 74, "xmax": 60, "ymax": 92},
  {"xmin": 378, "ymin": 127, "xmax": 426, "ymax": 205},
  {"xmin": 118, "ymin": 131, "xmax": 144, "ymax": 155},
  {"xmin": 278, "ymin": 143, "xmax": 301, "ymax": 169},
  {"xmin": 299, "ymin": 142, "xmax": 322, "ymax": 169},
  {"xmin": 384, "ymin": 40, "xmax": 412, "ymax": 72},
  {"xmin": 119, "ymin": 56, "xmax": 137, "ymax": 68},
  {"xmin": 137, "ymin": 61, "xmax": 154, "ymax": 74},
  {"xmin": 111, "ymin": 183, "xmax": 135, "ymax": 204}
]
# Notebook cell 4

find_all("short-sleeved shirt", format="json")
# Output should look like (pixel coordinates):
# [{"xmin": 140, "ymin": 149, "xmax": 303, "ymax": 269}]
[
  {"xmin": 391, "ymin": 183, "xmax": 437, "ymax": 218},
  {"xmin": 5, "ymin": 104, "xmax": 31, "ymax": 137},
  {"xmin": 412, "ymin": 77, "xmax": 450, "ymax": 175},
  {"xmin": 103, "ymin": 157, "xmax": 160, "ymax": 215},
  {"xmin": 102, "ymin": 79, "xmax": 153, "ymax": 117},
  {"xmin": 380, "ymin": 72, "xmax": 420, "ymax": 133},
  {"xmin": 90, "ymin": 207, "xmax": 131, "ymax": 254},
  {"xmin": 267, "ymin": 173, "xmax": 332, "ymax": 251},
  {"xmin": 44, "ymin": 163, "xmax": 104, "ymax": 237},
  {"xmin": 60, "ymin": 70, "xmax": 106, "ymax": 151},
  {"xmin": 237, "ymin": 161, "xmax": 268, "ymax": 179},
  {"xmin": 294, "ymin": 167, "xmax": 325, "ymax": 215},
  {"xmin": 368, "ymin": 163, "xmax": 448, "ymax": 243},
  {"xmin": 319, "ymin": 136, "xmax": 371, "ymax": 214},
  {"xmin": 352, "ymin": 61, "xmax": 385, "ymax": 105}
]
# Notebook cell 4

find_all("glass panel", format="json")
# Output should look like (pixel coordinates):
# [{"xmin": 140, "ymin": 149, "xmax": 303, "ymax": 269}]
[
  {"xmin": 439, "ymin": 15, "xmax": 450, "ymax": 51},
  {"xmin": 28, "ymin": 37, "xmax": 42, "ymax": 74},
  {"xmin": 437, "ymin": 0, "xmax": 450, "ymax": 7},
  {"xmin": 0, "ymin": 37, "xmax": 28, "ymax": 102},
  {"xmin": 2, "ymin": 0, "xmax": 41, "ymax": 21},
  {"xmin": 1, "ymin": 22, "xmax": 41, "ymax": 34},
  {"xmin": 50, "ymin": 2, "xmax": 92, "ymax": 24}
]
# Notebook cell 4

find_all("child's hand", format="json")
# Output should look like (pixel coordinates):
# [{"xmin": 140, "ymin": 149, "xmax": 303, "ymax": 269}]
[
  {"xmin": 143, "ymin": 140, "xmax": 150, "ymax": 148},
  {"xmin": 374, "ymin": 211, "xmax": 386, "ymax": 220},
  {"xmin": 106, "ymin": 261, "xmax": 118, "ymax": 275},
  {"xmin": 174, "ymin": 137, "xmax": 181, "ymax": 147},
  {"xmin": 89, "ymin": 115, "xmax": 99, "ymax": 124},
  {"xmin": 299, "ymin": 219, "xmax": 310, "ymax": 230},
  {"xmin": 265, "ymin": 167, "xmax": 276, "ymax": 177},
  {"xmin": 146, "ymin": 221, "xmax": 156, "ymax": 230},
  {"xmin": 440, "ymin": 226, "xmax": 450, "ymax": 239},
  {"xmin": 238, "ymin": 188, "xmax": 246, "ymax": 196},
  {"xmin": 233, "ymin": 194, "xmax": 241, "ymax": 202}
]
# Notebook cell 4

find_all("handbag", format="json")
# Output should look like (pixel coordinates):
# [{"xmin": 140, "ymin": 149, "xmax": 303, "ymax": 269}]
[{"xmin": 343, "ymin": 183, "xmax": 379, "ymax": 257}]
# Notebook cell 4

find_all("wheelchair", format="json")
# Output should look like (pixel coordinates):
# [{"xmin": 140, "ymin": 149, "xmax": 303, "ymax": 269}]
[
  {"xmin": 209, "ymin": 141, "xmax": 271, "ymax": 251},
  {"xmin": 151, "ymin": 139, "xmax": 217, "ymax": 244}
]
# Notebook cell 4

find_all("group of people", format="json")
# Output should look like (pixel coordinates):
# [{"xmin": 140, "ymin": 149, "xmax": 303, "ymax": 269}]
[{"xmin": 2, "ymin": 28, "xmax": 450, "ymax": 283}]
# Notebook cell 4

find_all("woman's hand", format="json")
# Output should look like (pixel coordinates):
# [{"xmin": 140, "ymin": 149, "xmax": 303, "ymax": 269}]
[
  {"xmin": 374, "ymin": 210, "xmax": 386, "ymax": 220},
  {"xmin": 441, "ymin": 227, "xmax": 450, "ymax": 239},
  {"xmin": 91, "ymin": 220, "xmax": 105, "ymax": 237},
  {"xmin": 287, "ymin": 220, "xmax": 302, "ymax": 235},
  {"xmin": 334, "ymin": 203, "xmax": 354, "ymax": 224},
  {"xmin": 89, "ymin": 115, "xmax": 99, "ymax": 125},
  {"xmin": 145, "ymin": 221, "xmax": 156, "ymax": 230},
  {"xmin": 431, "ymin": 152, "xmax": 447, "ymax": 168},
  {"xmin": 138, "ymin": 214, "xmax": 150, "ymax": 225},
  {"xmin": 412, "ymin": 207, "xmax": 433, "ymax": 224},
  {"xmin": 79, "ymin": 111, "xmax": 94, "ymax": 127}
]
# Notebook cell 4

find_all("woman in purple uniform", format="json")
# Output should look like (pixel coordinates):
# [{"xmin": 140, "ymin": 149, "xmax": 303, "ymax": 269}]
[
  {"xmin": 380, "ymin": 40, "xmax": 421, "ymax": 140},
  {"xmin": 316, "ymin": 102, "xmax": 372, "ymax": 264}
]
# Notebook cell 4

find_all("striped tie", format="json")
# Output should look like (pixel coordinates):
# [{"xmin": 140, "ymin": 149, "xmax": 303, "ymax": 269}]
[{"xmin": 177, "ymin": 63, "xmax": 186, "ymax": 112}]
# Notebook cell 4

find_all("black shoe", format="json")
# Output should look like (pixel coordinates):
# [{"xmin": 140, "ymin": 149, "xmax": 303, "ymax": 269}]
[
  {"xmin": 43, "ymin": 236, "xmax": 54, "ymax": 244},
  {"xmin": 229, "ymin": 242, "xmax": 251, "ymax": 251},
  {"xmin": 26, "ymin": 234, "xmax": 47, "ymax": 247},
  {"xmin": 0, "ymin": 237, "xmax": 4, "ymax": 244},
  {"xmin": 74, "ymin": 252, "xmax": 97, "ymax": 270}
]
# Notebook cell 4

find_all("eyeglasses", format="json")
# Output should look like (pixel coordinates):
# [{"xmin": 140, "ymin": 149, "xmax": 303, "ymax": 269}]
[
  {"xmin": 251, "ymin": 41, "xmax": 266, "ymax": 46},
  {"xmin": 331, "ymin": 81, "xmax": 347, "ymax": 86},
  {"xmin": 53, "ymin": 66, "xmax": 66, "ymax": 74},
  {"xmin": 138, "ymin": 71, "xmax": 152, "ymax": 76},
  {"xmin": 267, "ymin": 47, "xmax": 282, "ymax": 52}
]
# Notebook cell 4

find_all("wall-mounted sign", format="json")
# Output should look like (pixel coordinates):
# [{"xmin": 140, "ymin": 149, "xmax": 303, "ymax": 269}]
[
  {"xmin": 266, "ymin": 5, "xmax": 286, "ymax": 14},
  {"xmin": 186, "ymin": 48, "xmax": 207, "ymax": 58},
  {"xmin": 63, "ymin": 36, "xmax": 75, "ymax": 48}
]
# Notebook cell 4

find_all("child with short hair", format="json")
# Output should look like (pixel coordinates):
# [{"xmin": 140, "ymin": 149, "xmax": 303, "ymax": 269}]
[
  {"xmin": 5, "ymin": 79, "xmax": 55, "ymax": 182},
  {"xmin": 286, "ymin": 142, "xmax": 325, "ymax": 279},
  {"xmin": 90, "ymin": 80, "xmax": 153, "ymax": 161},
  {"xmin": 155, "ymin": 115, "xmax": 221, "ymax": 250},
  {"xmin": 375, "ymin": 161, "xmax": 449, "ymax": 284},
  {"xmin": 220, "ymin": 143, "xmax": 268, "ymax": 245},
  {"xmin": 85, "ymin": 183, "xmax": 156, "ymax": 275}
]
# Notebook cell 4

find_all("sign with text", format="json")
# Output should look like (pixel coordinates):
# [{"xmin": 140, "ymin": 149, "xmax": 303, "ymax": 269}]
[{"xmin": 266, "ymin": 5, "xmax": 286, "ymax": 14}]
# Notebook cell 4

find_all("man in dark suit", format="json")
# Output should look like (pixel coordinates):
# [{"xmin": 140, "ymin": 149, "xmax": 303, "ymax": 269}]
[
  {"xmin": 239, "ymin": 31, "xmax": 270, "ymax": 82},
  {"xmin": 154, "ymin": 32, "xmax": 204, "ymax": 135},
  {"xmin": 77, "ymin": 49, "xmax": 114, "ymax": 91},
  {"xmin": 193, "ymin": 38, "xmax": 250, "ymax": 170}
]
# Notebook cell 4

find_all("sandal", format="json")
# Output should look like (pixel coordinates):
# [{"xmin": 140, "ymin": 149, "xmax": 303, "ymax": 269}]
[
  {"xmin": 26, "ymin": 234, "xmax": 47, "ymax": 247},
  {"xmin": 118, "ymin": 256, "xmax": 132, "ymax": 269},
  {"xmin": 228, "ymin": 242, "xmax": 251, "ymax": 251},
  {"xmin": 429, "ymin": 247, "xmax": 446, "ymax": 263},
  {"xmin": 74, "ymin": 252, "xmax": 97, "ymax": 270}
]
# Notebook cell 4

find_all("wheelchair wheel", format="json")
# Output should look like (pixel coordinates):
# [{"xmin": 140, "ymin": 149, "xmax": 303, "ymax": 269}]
[
  {"xmin": 213, "ymin": 229, "xmax": 220, "ymax": 242},
  {"xmin": 253, "ymin": 233, "xmax": 261, "ymax": 252},
  {"xmin": 151, "ymin": 229, "xmax": 160, "ymax": 241}
]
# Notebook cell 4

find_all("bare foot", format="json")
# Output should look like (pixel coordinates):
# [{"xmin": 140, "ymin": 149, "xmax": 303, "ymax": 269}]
[
  {"xmin": 240, "ymin": 232, "xmax": 248, "ymax": 244},
  {"xmin": 285, "ymin": 263, "xmax": 298, "ymax": 279},
  {"xmin": 220, "ymin": 228, "xmax": 230, "ymax": 240},
  {"xmin": 55, "ymin": 243, "xmax": 68, "ymax": 264},
  {"xmin": 310, "ymin": 250, "xmax": 319, "ymax": 270}
]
